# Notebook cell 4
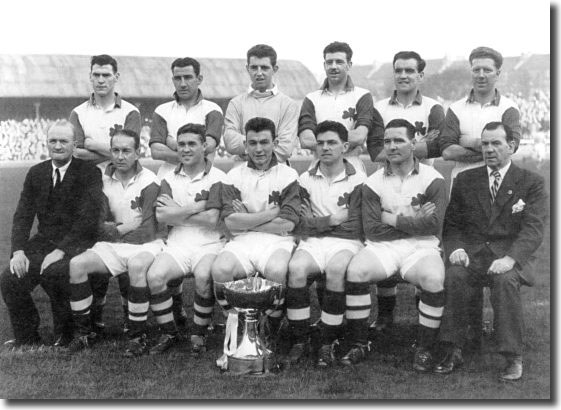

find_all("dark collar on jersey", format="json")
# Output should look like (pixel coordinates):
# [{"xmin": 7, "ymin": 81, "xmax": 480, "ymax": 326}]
[
  {"xmin": 104, "ymin": 160, "xmax": 143, "ymax": 177},
  {"xmin": 308, "ymin": 158, "xmax": 357, "ymax": 177},
  {"xmin": 89, "ymin": 92, "xmax": 122, "ymax": 108},
  {"xmin": 320, "ymin": 76, "xmax": 355, "ymax": 92},
  {"xmin": 173, "ymin": 89, "xmax": 204, "ymax": 105},
  {"xmin": 247, "ymin": 154, "xmax": 279, "ymax": 171},
  {"xmin": 389, "ymin": 90, "xmax": 423, "ymax": 106},
  {"xmin": 383, "ymin": 156, "xmax": 420, "ymax": 176},
  {"xmin": 173, "ymin": 158, "xmax": 212, "ymax": 176},
  {"xmin": 466, "ymin": 89, "xmax": 501, "ymax": 105}
]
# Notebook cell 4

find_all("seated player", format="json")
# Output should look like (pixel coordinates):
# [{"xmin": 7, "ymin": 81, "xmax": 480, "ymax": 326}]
[
  {"xmin": 342, "ymin": 119, "xmax": 447, "ymax": 372},
  {"xmin": 210, "ymin": 117, "xmax": 300, "ymax": 363},
  {"xmin": 284, "ymin": 120, "xmax": 365, "ymax": 367},
  {"xmin": 145, "ymin": 124, "xmax": 226, "ymax": 355},
  {"xmin": 67, "ymin": 129, "xmax": 162, "ymax": 356}
]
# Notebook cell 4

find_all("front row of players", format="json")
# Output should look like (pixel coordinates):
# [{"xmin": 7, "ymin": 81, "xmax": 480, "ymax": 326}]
[{"xmin": 4, "ymin": 115, "xmax": 546, "ymax": 381}]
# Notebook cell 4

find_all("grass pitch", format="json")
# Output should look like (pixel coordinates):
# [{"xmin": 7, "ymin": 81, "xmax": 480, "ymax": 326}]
[{"xmin": 0, "ymin": 159, "xmax": 550, "ymax": 399}]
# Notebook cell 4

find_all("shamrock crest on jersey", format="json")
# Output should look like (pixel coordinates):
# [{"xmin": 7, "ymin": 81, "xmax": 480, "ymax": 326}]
[
  {"xmin": 337, "ymin": 192, "xmax": 351, "ymax": 208},
  {"xmin": 414, "ymin": 121, "xmax": 427, "ymax": 136},
  {"xmin": 195, "ymin": 189, "xmax": 210, "ymax": 202},
  {"xmin": 268, "ymin": 191, "xmax": 281, "ymax": 206},
  {"xmin": 342, "ymin": 107, "xmax": 358, "ymax": 121},
  {"xmin": 109, "ymin": 123, "xmax": 124, "ymax": 137},
  {"xmin": 130, "ymin": 195, "xmax": 142, "ymax": 211}
]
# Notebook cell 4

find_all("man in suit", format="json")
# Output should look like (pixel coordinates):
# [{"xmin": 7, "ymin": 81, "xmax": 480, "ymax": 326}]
[
  {"xmin": 0, "ymin": 120, "xmax": 103, "ymax": 347},
  {"xmin": 434, "ymin": 121, "xmax": 547, "ymax": 381}
]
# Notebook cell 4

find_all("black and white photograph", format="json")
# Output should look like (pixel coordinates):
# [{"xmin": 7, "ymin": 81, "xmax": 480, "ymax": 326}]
[{"xmin": 0, "ymin": 0, "xmax": 551, "ymax": 400}]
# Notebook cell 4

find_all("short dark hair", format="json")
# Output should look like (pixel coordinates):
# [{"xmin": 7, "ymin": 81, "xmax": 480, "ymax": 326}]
[
  {"xmin": 315, "ymin": 120, "xmax": 348, "ymax": 142},
  {"xmin": 247, "ymin": 44, "xmax": 277, "ymax": 66},
  {"xmin": 482, "ymin": 121, "xmax": 514, "ymax": 143},
  {"xmin": 112, "ymin": 128, "xmax": 140, "ymax": 149},
  {"xmin": 177, "ymin": 123, "xmax": 206, "ymax": 144},
  {"xmin": 323, "ymin": 42, "xmax": 353, "ymax": 62},
  {"xmin": 469, "ymin": 46, "xmax": 503, "ymax": 69},
  {"xmin": 244, "ymin": 117, "xmax": 276, "ymax": 140},
  {"xmin": 171, "ymin": 57, "xmax": 201, "ymax": 76},
  {"xmin": 91, "ymin": 55, "xmax": 118, "ymax": 73},
  {"xmin": 393, "ymin": 51, "xmax": 426, "ymax": 72},
  {"xmin": 385, "ymin": 118, "xmax": 416, "ymax": 140}
]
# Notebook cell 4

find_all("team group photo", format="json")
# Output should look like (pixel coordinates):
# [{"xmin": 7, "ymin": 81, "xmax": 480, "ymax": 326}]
[{"xmin": 0, "ymin": 0, "xmax": 551, "ymax": 400}]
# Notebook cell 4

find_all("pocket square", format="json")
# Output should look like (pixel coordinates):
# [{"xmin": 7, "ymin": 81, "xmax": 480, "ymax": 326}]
[{"xmin": 512, "ymin": 199, "xmax": 526, "ymax": 214}]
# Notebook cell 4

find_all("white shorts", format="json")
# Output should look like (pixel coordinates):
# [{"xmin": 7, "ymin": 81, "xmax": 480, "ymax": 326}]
[
  {"xmin": 90, "ymin": 239, "xmax": 165, "ymax": 276},
  {"xmin": 220, "ymin": 232, "xmax": 295, "ymax": 277},
  {"xmin": 364, "ymin": 237, "xmax": 441, "ymax": 278},
  {"xmin": 297, "ymin": 237, "xmax": 363, "ymax": 272},
  {"xmin": 162, "ymin": 241, "xmax": 224, "ymax": 276}
]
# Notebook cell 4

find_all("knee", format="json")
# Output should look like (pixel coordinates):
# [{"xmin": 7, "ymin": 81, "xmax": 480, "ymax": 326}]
[
  {"xmin": 418, "ymin": 270, "xmax": 444, "ymax": 292},
  {"xmin": 146, "ymin": 268, "xmax": 166, "ymax": 292},
  {"xmin": 325, "ymin": 265, "xmax": 345, "ymax": 289},
  {"xmin": 346, "ymin": 262, "xmax": 370, "ymax": 283},
  {"xmin": 287, "ymin": 260, "xmax": 308, "ymax": 288},
  {"xmin": 0, "ymin": 267, "xmax": 16, "ymax": 293},
  {"xmin": 265, "ymin": 262, "xmax": 288, "ymax": 285},
  {"xmin": 69, "ymin": 255, "xmax": 89, "ymax": 281},
  {"xmin": 211, "ymin": 259, "xmax": 232, "ymax": 283},
  {"xmin": 492, "ymin": 270, "xmax": 520, "ymax": 291},
  {"xmin": 127, "ymin": 254, "xmax": 152, "ymax": 277}
]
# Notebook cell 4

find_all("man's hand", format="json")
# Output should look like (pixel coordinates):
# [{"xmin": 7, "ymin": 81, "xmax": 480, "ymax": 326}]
[
  {"xmin": 488, "ymin": 256, "xmax": 516, "ymax": 275},
  {"xmin": 10, "ymin": 250, "xmax": 29, "ymax": 278},
  {"xmin": 300, "ymin": 198, "xmax": 313, "ymax": 219},
  {"xmin": 40, "ymin": 249, "xmax": 65, "ymax": 275},
  {"xmin": 424, "ymin": 129, "xmax": 440, "ymax": 143},
  {"xmin": 449, "ymin": 249, "xmax": 470, "ymax": 267},
  {"xmin": 157, "ymin": 194, "xmax": 179, "ymax": 208},
  {"xmin": 329, "ymin": 209, "xmax": 349, "ymax": 226},
  {"xmin": 417, "ymin": 202, "xmax": 436, "ymax": 218},
  {"xmin": 232, "ymin": 199, "xmax": 249, "ymax": 214}
]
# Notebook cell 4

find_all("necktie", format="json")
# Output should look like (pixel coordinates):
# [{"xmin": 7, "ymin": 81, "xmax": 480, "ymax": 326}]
[
  {"xmin": 490, "ymin": 170, "xmax": 501, "ymax": 203},
  {"xmin": 54, "ymin": 168, "xmax": 61, "ymax": 188}
]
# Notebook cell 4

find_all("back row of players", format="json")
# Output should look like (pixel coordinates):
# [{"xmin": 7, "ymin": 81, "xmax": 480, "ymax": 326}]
[{"xmin": 3, "ymin": 43, "xmax": 544, "ymax": 381}]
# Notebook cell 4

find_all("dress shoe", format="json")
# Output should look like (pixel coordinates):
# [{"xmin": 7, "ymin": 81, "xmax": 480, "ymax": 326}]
[
  {"xmin": 433, "ymin": 347, "xmax": 463, "ymax": 374},
  {"xmin": 413, "ymin": 347, "xmax": 434, "ymax": 373},
  {"xmin": 499, "ymin": 354, "xmax": 522, "ymax": 381}
]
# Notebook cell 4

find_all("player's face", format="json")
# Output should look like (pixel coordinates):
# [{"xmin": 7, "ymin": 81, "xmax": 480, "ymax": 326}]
[
  {"xmin": 481, "ymin": 127, "xmax": 514, "ymax": 170},
  {"xmin": 177, "ymin": 132, "xmax": 206, "ymax": 167},
  {"xmin": 172, "ymin": 66, "xmax": 202, "ymax": 102},
  {"xmin": 394, "ymin": 58, "xmax": 423, "ymax": 94},
  {"xmin": 246, "ymin": 56, "xmax": 277, "ymax": 92},
  {"xmin": 316, "ymin": 130, "xmax": 348, "ymax": 165},
  {"xmin": 324, "ymin": 52, "xmax": 351, "ymax": 85},
  {"xmin": 90, "ymin": 64, "xmax": 118, "ymax": 97},
  {"xmin": 245, "ymin": 130, "xmax": 276, "ymax": 169},
  {"xmin": 383, "ymin": 127, "xmax": 415, "ymax": 165},
  {"xmin": 471, "ymin": 58, "xmax": 500, "ymax": 95},
  {"xmin": 110, "ymin": 134, "xmax": 139, "ymax": 172},
  {"xmin": 47, "ymin": 125, "xmax": 75, "ymax": 167}
]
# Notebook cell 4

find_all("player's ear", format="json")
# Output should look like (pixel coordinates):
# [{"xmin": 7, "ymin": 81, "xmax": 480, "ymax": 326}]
[{"xmin": 342, "ymin": 141, "xmax": 349, "ymax": 153}]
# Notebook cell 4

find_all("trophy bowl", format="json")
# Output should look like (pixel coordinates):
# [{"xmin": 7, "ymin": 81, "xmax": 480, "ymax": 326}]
[
  {"xmin": 223, "ymin": 277, "xmax": 282, "ymax": 310},
  {"xmin": 221, "ymin": 277, "xmax": 284, "ymax": 375}
]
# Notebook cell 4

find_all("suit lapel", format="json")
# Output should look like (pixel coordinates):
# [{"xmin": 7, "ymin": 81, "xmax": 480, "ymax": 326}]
[
  {"xmin": 40, "ymin": 161, "xmax": 54, "ymax": 204},
  {"xmin": 489, "ymin": 164, "xmax": 519, "ymax": 225},
  {"xmin": 475, "ymin": 168, "xmax": 492, "ymax": 220}
]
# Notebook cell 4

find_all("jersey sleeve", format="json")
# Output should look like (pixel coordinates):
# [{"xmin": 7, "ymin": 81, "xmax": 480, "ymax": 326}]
[
  {"xmin": 69, "ymin": 110, "xmax": 86, "ymax": 148},
  {"xmin": 298, "ymin": 97, "xmax": 317, "ymax": 135},
  {"xmin": 205, "ymin": 109, "xmax": 224, "ymax": 146},
  {"xmin": 124, "ymin": 110, "xmax": 142, "ymax": 135},
  {"xmin": 278, "ymin": 179, "xmax": 301, "ymax": 225},
  {"xmin": 355, "ymin": 92, "xmax": 374, "ymax": 130},
  {"xmin": 150, "ymin": 111, "xmax": 168, "ymax": 146},
  {"xmin": 439, "ymin": 107, "xmax": 461, "ymax": 153},
  {"xmin": 366, "ymin": 108, "xmax": 385, "ymax": 161},
  {"xmin": 426, "ymin": 104, "xmax": 446, "ymax": 158},
  {"xmin": 122, "ymin": 181, "xmax": 159, "ymax": 244}
]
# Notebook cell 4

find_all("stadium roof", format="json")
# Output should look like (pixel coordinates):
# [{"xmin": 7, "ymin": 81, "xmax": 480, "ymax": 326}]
[{"xmin": 0, "ymin": 54, "xmax": 319, "ymax": 100}]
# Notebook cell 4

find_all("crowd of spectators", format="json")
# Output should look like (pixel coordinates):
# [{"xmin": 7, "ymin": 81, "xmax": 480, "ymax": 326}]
[{"xmin": 0, "ymin": 92, "xmax": 550, "ymax": 162}]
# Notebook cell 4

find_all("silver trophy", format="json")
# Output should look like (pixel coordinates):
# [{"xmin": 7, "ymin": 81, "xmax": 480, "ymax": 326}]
[{"xmin": 222, "ymin": 276, "xmax": 283, "ymax": 375}]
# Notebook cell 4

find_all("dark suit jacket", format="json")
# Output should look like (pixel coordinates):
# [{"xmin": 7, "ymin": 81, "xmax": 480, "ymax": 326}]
[
  {"xmin": 443, "ymin": 163, "xmax": 547, "ymax": 285},
  {"xmin": 11, "ymin": 157, "xmax": 103, "ymax": 257}
]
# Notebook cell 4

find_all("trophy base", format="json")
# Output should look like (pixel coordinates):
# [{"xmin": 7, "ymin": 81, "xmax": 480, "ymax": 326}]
[{"xmin": 227, "ymin": 354, "xmax": 277, "ymax": 375}]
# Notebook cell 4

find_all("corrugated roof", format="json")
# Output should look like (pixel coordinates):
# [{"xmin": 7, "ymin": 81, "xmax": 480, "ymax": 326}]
[{"xmin": 0, "ymin": 54, "xmax": 319, "ymax": 100}]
